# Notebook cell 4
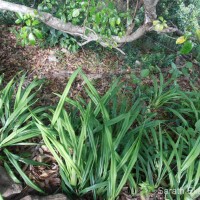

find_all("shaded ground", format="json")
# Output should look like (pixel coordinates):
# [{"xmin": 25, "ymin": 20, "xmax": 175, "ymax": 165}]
[
  {"xmin": 1, "ymin": 25, "xmax": 200, "ymax": 105},
  {"xmin": 0, "ymin": 25, "xmax": 127, "ymax": 106}
]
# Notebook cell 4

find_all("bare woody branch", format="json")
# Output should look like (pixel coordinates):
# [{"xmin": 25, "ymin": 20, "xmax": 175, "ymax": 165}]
[{"xmin": 0, "ymin": 0, "xmax": 178, "ymax": 52}]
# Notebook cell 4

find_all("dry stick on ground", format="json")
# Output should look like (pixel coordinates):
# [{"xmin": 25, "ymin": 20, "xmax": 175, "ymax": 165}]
[{"xmin": 0, "ymin": 0, "xmax": 178, "ymax": 54}]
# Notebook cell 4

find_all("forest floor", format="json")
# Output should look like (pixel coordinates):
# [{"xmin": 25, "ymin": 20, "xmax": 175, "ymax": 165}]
[
  {"xmin": 0, "ymin": 25, "xmax": 127, "ymax": 106},
  {"xmin": 1, "ymin": 26, "xmax": 200, "ymax": 106},
  {"xmin": 0, "ymin": 25, "xmax": 200, "ymax": 200}
]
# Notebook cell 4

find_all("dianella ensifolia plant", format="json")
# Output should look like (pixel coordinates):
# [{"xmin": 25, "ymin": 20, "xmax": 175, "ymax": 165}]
[
  {"xmin": 0, "ymin": 75, "xmax": 44, "ymax": 193},
  {"xmin": 131, "ymin": 72, "xmax": 200, "ymax": 200},
  {"xmin": 33, "ymin": 68, "xmax": 154, "ymax": 200}
]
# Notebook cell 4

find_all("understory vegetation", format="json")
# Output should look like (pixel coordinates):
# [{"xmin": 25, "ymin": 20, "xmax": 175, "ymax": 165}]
[
  {"xmin": 0, "ymin": 0, "xmax": 200, "ymax": 199},
  {"xmin": 0, "ymin": 69, "xmax": 200, "ymax": 200}
]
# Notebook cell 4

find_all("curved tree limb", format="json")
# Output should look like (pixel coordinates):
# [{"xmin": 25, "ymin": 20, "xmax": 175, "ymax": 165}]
[
  {"xmin": 0, "ymin": 0, "xmax": 177, "ymax": 53},
  {"xmin": 0, "ymin": 0, "xmax": 86, "ymax": 36},
  {"xmin": 143, "ymin": 0, "xmax": 159, "ymax": 23}
]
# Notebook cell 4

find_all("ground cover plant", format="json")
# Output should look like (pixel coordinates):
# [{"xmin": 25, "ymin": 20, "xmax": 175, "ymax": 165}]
[
  {"xmin": 0, "ymin": 68, "xmax": 199, "ymax": 199},
  {"xmin": 0, "ymin": 75, "xmax": 45, "ymax": 193},
  {"xmin": 33, "ymin": 69, "xmax": 149, "ymax": 200}
]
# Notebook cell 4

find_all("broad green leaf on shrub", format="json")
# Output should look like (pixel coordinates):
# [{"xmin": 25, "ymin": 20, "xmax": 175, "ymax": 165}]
[
  {"xmin": 25, "ymin": 19, "xmax": 31, "ymax": 26},
  {"xmin": 180, "ymin": 41, "xmax": 193, "ymax": 54},
  {"xmin": 72, "ymin": 9, "xmax": 80, "ymax": 18},
  {"xmin": 15, "ymin": 19, "xmax": 22, "ymax": 24},
  {"xmin": 153, "ymin": 20, "xmax": 160, "ymax": 26},
  {"xmin": 109, "ymin": 18, "xmax": 116, "ymax": 27},
  {"xmin": 181, "ymin": 67, "xmax": 189, "ymax": 76},
  {"xmin": 176, "ymin": 36, "xmax": 186, "ymax": 44},
  {"xmin": 28, "ymin": 32, "xmax": 36, "ymax": 45},
  {"xmin": 158, "ymin": 16, "xmax": 164, "ymax": 21},
  {"xmin": 33, "ymin": 29, "xmax": 43, "ymax": 39},
  {"xmin": 32, "ymin": 19, "xmax": 40, "ymax": 26},
  {"xmin": 154, "ymin": 24, "xmax": 164, "ymax": 31},
  {"xmin": 95, "ymin": 14, "xmax": 101, "ymax": 24},
  {"xmin": 141, "ymin": 69, "xmax": 150, "ymax": 78},
  {"xmin": 116, "ymin": 18, "xmax": 121, "ymax": 25}
]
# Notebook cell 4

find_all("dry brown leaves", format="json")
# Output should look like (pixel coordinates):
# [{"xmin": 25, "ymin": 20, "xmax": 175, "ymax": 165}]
[
  {"xmin": 0, "ymin": 25, "xmax": 125, "ymax": 106},
  {"xmin": 25, "ymin": 144, "xmax": 61, "ymax": 193}
]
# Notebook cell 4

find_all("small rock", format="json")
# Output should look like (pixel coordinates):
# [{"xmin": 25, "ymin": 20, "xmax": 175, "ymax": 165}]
[
  {"xmin": 21, "ymin": 193, "xmax": 68, "ymax": 200},
  {"xmin": 60, "ymin": 48, "xmax": 70, "ymax": 55},
  {"xmin": 135, "ymin": 60, "xmax": 142, "ymax": 67},
  {"xmin": 0, "ymin": 166, "xmax": 22, "ymax": 198},
  {"xmin": 48, "ymin": 55, "xmax": 58, "ymax": 62},
  {"xmin": 49, "ymin": 50, "xmax": 55, "ymax": 55}
]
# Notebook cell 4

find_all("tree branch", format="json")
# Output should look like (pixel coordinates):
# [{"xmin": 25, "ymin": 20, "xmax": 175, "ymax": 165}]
[
  {"xmin": 143, "ymin": 0, "xmax": 160, "ymax": 23},
  {"xmin": 0, "ymin": 0, "xmax": 85, "ymax": 36},
  {"xmin": 0, "ymin": 0, "xmax": 172, "ymax": 53},
  {"xmin": 112, "ymin": 24, "xmax": 149, "ymax": 43}
]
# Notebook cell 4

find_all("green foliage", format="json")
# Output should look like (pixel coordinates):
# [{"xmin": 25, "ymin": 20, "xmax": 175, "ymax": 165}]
[
  {"xmin": 33, "ymin": 69, "xmax": 146, "ymax": 199},
  {"xmin": 0, "ymin": 10, "xmax": 16, "ymax": 25},
  {"xmin": 153, "ymin": 16, "xmax": 168, "ymax": 32},
  {"xmin": 164, "ymin": 0, "xmax": 200, "ymax": 57},
  {"xmin": 11, "ymin": 0, "xmax": 130, "ymax": 51},
  {"xmin": 0, "ymin": 69, "xmax": 200, "ymax": 199},
  {"xmin": 140, "ymin": 69, "xmax": 150, "ymax": 78},
  {"xmin": 157, "ymin": 0, "xmax": 199, "ymax": 33},
  {"xmin": 146, "ymin": 73, "xmax": 181, "ymax": 110},
  {"xmin": 123, "ymin": 39, "xmax": 176, "ymax": 69},
  {"xmin": 157, "ymin": 0, "xmax": 200, "ymax": 59},
  {"xmin": 128, "ymin": 72, "xmax": 200, "ymax": 199},
  {"xmin": 0, "ymin": 74, "xmax": 44, "ymax": 193},
  {"xmin": 40, "ymin": 28, "xmax": 79, "ymax": 52},
  {"xmin": 32, "ymin": 69, "xmax": 200, "ymax": 199},
  {"xmin": 14, "ymin": 13, "xmax": 80, "ymax": 52},
  {"xmin": 176, "ymin": 31, "xmax": 200, "ymax": 56},
  {"xmin": 180, "ymin": 40, "xmax": 193, "ymax": 54},
  {"xmin": 14, "ymin": 13, "xmax": 43, "ymax": 46},
  {"xmin": 1, "ymin": 0, "xmax": 199, "ymax": 57},
  {"xmin": 38, "ymin": 0, "xmax": 127, "ymax": 37},
  {"xmin": 141, "ymin": 53, "xmax": 175, "ymax": 68},
  {"xmin": 177, "ymin": 1, "xmax": 200, "ymax": 32}
]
